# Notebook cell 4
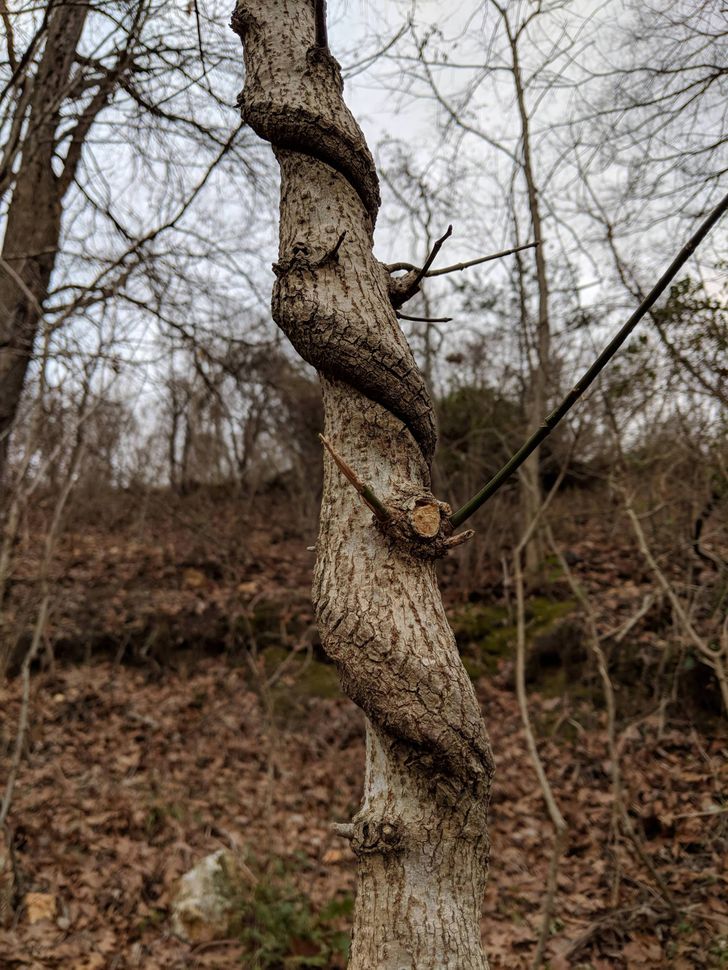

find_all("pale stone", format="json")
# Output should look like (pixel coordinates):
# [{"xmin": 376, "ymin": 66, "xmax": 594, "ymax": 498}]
[{"xmin": 170, "ymin": 849, "xmax": 248, "ymax": 943}]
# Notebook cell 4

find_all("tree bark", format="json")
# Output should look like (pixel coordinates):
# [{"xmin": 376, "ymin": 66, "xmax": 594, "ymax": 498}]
[
  {"xmin": 232, "ymin": 2, "xmax": 494, "ymax": 967},
  {"xmin": 0, "ymin": 1, "xmax": 90, "ymax": 479}
]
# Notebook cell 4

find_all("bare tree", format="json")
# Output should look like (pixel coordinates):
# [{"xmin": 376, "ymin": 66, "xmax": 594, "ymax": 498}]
[{"xmin": 0, "ymin": 0, "xmax": 267, "ymax": 484}]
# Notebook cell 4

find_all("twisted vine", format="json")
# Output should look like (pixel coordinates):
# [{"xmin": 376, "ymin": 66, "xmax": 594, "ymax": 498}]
[
  {"xmin": 231, "ymin": 1, "xmax": 436, "ymax": 464},
  {"xmin": 231, "ymin": 0, "xmax": 492, "ymax": 795}
]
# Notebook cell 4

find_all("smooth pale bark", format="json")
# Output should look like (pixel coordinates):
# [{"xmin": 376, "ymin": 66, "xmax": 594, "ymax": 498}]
[{"xmin": 232, "ymin": 3, "xmax": 494, "ymax": 967}]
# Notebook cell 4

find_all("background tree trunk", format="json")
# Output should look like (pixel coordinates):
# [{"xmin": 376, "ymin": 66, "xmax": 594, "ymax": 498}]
[
  {"xmin": 507, "ymin": 18, "xmax": 550, "ymax": 577},
  {"xmin": 232, "ymin": 2, "xmax": 494, "ymax": 966},
  {"xmin": 0, "ymin": 1, "xmax": 90, "ymax": 478}
]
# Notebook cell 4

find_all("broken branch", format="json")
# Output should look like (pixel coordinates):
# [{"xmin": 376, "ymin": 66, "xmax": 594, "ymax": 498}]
[
  {"xmin": 396, "ymin": 311, "xmax": 452, "ymax": 323},
  {"xmin": 389, "ymin": 224, "xmax": 453, "ymax": 307}
]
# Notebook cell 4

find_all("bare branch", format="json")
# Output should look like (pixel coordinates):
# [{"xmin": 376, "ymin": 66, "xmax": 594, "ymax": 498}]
[
  {"xmin": 450, "ymin": 187, "xmax": 728, "ymax": 527},
  {"xmin": 426, "ymin": 240, "xmax": 539, "ymax": 278},
  {"xmin": 389, "ymin": 224, "xmax": 452, "ymax": 308},
  {"xmin": 387, "ymin": 244, "xmax": 539, "ymax": 277}
]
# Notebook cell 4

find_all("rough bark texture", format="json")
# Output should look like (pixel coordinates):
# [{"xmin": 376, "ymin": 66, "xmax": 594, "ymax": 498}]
[{"xmin": 232, "ymin": 3, "xmax": 493, "ymax": 966}]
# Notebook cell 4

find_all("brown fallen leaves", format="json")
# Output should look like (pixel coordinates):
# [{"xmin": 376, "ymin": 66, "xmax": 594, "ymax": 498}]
[{"xmin": 0, "ymin": 656, "xmax": 725, "ymax": 968}]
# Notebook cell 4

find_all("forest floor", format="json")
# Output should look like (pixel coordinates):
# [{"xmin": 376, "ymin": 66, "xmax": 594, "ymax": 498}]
[{"xmin": 1, "ymin": 488, "xmax": 726, "ymax": 968}]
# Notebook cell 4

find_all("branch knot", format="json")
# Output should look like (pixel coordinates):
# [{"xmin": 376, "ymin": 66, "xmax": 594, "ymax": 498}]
[
  {"xmin": 273, "ymin": 232, "xmax": 346, "ymax": 279},
  {"xmin": 351, "ymin": 816, "xmax": 405, "ymax": 856}
]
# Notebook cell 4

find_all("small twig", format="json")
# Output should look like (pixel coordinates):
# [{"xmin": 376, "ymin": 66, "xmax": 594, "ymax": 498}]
[
  {"xmin": 395, "ymin": 312, "xmax": 452, "ymax": 323},
  {"xmin": 622, "ymin": 492, "xmax": 728, "ymax": 716},
  {"xmin": 511, "ymin": 469, "xmax": 571, "ymax": 968},
  {"xmin": 600, "ymin": 592, "xmax": 656, "ymax": 644},
  {"xmin": 191, "ymin": 0, "xmax": 210, "ymax": 85},
  {"xmin": 450, "ymin": 188, "xmax": 728, "ymax": 527},
  {"xmin": 325, "ymin": 230, "xmax": 346, "ymax": 263},
  {"xmin": 191, "ymin": 939, "xmax": 246, "ymax": 953},
  {"xmin": 331, "ymin": 822, "xmax": 354, "ymax": 840},
  {"xmin": 514, "ymin": 548, "xmax": 568, "ymax": 968},
  {"xmin": 390, "ymin": 225, "xmax": 453, "ymax": 307},
  {"xmin": 0, "ymin": 256, "xmax": 45, "ymax": 317},
  {"xmin": 443, "ymin": 529, "xmax": 474, "ymax": 549},
  {"xmin": 313, "ymin": 0, "xmax": 328, "ymax": 50},
  {"xmin": 0, "ymin": 599, "xmax": 46, "ymax": 828},
  {"xmin": 125, "ymin": 709, "xmax": 160, "ymax": 730},
  {"xmin": 534, "ymin": 827, "xmax": 568, "ymax": 969},
  {"xmin": 672, "ymin": 806, "xmax": 728, "ymax": 820},
  {"xmin": 416, "ymin": 224, "xmax": 452, "ymax": 278},
  {"xmin": 546, "ymin": 526, "xmax": 624, "ymax": 902},
  {"xmin": 319, "ymin": 434, "xmax": 390, "ymax": 522},
  {"xmin": 428, "ymin": 240, "xmax": 540, "ymax": 277},
  {"xmin": 387, "ymin": 240, "xmax": 539, "ymax": 277}
]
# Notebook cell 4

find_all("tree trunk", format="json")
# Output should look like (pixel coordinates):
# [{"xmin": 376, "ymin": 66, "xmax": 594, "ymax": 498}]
[
  {"xmin": 0, "ymin": 1, "xmax": 89, "ymax": 480},
  {"xmin": 509, "ymin": 27, "xmax": 550, "ymax": 574},
  {"xmin": 232, "ymin": 2, "xmax": 494, "ymax": 967}
]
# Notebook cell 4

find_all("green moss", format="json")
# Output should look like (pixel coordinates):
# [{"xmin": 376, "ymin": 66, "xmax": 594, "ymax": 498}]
[
  {"xmin": 296, "ymin": 660, "xmax": 340, "ymax": 699},
  {"xmin": 248, "ymin": 601, "xmax": 283, "ymax": 647},
  {"xmin": 450, "ymin": 603, "xmax": 511, "ymax": 640},
  {"xmin": 451, "ymin": 597, "xmax": 577, "ymax": 680},
  {"xmin": 143, "ymin": 798, "xmax": 187, "ymax": 839},
  {"xmin": 450, "ymin": 603, "xmax": 514, "ymax": 677},
  {"xmin": 227, "ymin": 855, "xmax": 352, "ymax": 968},
  {"xmin": 260, "ymin": 647, "xmax": 340, "ymax": 700}
]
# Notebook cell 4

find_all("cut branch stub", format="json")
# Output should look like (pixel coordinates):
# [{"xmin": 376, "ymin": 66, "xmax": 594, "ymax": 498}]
[
  {"xmin": 374, "ymin": 484, "xmax": 473, "ymax": 560},
  {"xmin": 411, "ymin": 500, "xmax": 440, "ymax": 538},
  {"xmin": 351, "ymin": 816, "xmax": 405, "ymax": 856},
  {"xmin": 320, "ymin": 436, "xmax": 474, "ymax": 559}
]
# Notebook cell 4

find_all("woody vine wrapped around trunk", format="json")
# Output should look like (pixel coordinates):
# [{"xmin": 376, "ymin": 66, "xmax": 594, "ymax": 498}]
[{"xmin": 232, "ymin": 2, "xmax": 494, "ymax": 967}]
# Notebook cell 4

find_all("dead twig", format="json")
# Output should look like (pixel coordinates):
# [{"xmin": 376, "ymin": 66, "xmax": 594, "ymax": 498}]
[
  {"xmin": 395, "ymin": 311, "xmax": 452, "ymax": 323},
  {"xmin": 622, "ymin": 490, "xmax": 728, "ymax": 716},
  {"xmin": 388, "ymin": 225, "xmax": 453, "ymax": 307},
  {"xmin": 0, "ymin": 599, "xmax": 46, "ymax": 828},
  {"xmin": 513, "ymin": 471, "xmax": 570, "ymax": 969},
  {"xmin": 387, "ymin": 240, "xmax": 538, "ymax": 277},
  {"xmin": 319, "ymin": 434, "xmax": 390, "ymax": 522}
]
